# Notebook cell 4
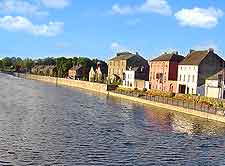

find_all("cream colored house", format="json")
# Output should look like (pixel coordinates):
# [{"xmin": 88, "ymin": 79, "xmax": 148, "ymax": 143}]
[{"xmin": 205, "ymin": 70, "xmax": 225, "ymax": 99}]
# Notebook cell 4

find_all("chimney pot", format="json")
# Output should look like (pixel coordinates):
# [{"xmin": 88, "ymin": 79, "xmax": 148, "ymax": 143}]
[
  {"xmin": 190, "ymin": 49, "xmax": 195, "ymax": 54},
  {"xmin": 208, "ymin": 48, "xmax": 214, "ymax": 53}
]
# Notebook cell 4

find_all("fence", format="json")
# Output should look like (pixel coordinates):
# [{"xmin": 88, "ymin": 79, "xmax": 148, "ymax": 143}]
[{"xmin": 113, "ymin": 90, "xmax": 225, "ymax": 117}]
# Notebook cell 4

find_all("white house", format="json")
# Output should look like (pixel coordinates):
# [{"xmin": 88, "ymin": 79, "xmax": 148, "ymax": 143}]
[
  {"xmin": 123, "ymin": 66, "xmax": 149, "ymax": 89},
  {"xmin": 177, "ymin": 65, "xmax": 199, "ymax": 95},
  {"xmin": 205, "ymin": 70, "xmax": 225, "ymax": 99},
  {"xmin": 177, "ymin": 49, "xmax": 225, "ymax": 96}
]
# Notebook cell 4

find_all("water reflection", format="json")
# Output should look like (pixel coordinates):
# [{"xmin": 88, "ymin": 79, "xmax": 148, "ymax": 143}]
[{"xmin": 1, "ymin": 73, "xmax": 225, "ymax": 165}]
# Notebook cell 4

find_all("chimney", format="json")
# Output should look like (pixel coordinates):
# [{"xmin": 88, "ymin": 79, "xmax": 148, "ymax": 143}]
[
  {"xmin": 190, "ymin": 49, "xmax": 195, "ymax": 54},
  {"xmin": 208, "ymin": 48, "xmax": 214, "ymax": 53},
  {"xmin": 173, "ymin": 51, "xmax": 178, "ymax": 55},
  {"xmin": 136, "ymin": 52, "xmax": 139, "ymax": 56}
]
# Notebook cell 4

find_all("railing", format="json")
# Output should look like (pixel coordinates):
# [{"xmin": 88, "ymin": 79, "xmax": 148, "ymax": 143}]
[{"xmin": 112, "ymin": 90, "xmax": 225, "ymax": 117}]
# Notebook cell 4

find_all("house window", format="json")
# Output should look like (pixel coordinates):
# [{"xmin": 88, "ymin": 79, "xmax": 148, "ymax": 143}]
[
  {"xmin": 179, "ymin": 74, "xmax": 182, "ymax": 81},
  {"xmin": 183, "ymin": 75, "xmax": 186, "ymax": 82},
  {"xmin": 192, "ymin": 75, "xmax": 195, "ymax": 82},
  {"xmin": 188, "ymin": 75, "xmax": 190, "ymax": 82}
]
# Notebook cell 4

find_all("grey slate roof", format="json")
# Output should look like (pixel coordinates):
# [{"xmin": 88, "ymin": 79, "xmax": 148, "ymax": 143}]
[
  {"xmin": 150, "ymin": 53, "xmax": 184, "ymax": 62},
  {"xmin": 207, "ymin": 69, "xmax": 225, "ymax": 80},
  {"xmin": 109, "ymin": 52, "xmax": 136, "ymax": 61},
  {"xmin": 179, "ymin": 50, "xmax": 209, "ymax": 65}
]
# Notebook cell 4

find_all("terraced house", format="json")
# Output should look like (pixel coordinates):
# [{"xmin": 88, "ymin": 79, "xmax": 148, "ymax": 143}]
[
  {"xmin": 108, "ymin": 52, "xmax": 149, "ymax": 82},
  {"xmin": 149, "ymin": 52, "xmax": 184, "ymax": 93},
  {"xmin": 177, "ymin": 49, "xmax": 225, "ymax": 96}
]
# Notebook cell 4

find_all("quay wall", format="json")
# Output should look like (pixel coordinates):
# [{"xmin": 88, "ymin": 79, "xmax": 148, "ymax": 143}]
[
  {"xmin": 16, "ymin": 73, "xmax": 108, "ymax": 94},
  {"xmin": 108, "ymin": 92, "xmax": 225, "ymax": 123}
]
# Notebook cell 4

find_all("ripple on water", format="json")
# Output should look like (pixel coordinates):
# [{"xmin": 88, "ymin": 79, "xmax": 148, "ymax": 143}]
[{"xmin": 0, "ymin": 73, "xmax": 225, "ymax": 165}]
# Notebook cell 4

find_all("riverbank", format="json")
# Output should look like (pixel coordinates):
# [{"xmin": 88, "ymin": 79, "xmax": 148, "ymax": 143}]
[
  {"xmin": 11, "ymin": 72, "xmax": 225, "ymax": 123},
  {"xmin": 13, "ymin": 73, "xmax": 109, "ymax": 94},
  {"xmin": 108, "ymin": 92, "xmax": 225, "ymax": 123}
]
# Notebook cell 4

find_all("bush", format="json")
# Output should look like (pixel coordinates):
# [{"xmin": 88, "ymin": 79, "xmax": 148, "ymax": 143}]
[
  {"xmin": 143, "ymin": 88, "xmax": 148, "ymax": 92},
  {"xmin": 174, "ymin": 93, "xmax": 224, "ymax": 108},
  {"xmin": 147, "ymin": 89, "xmax": 174, "ymax": 98}
]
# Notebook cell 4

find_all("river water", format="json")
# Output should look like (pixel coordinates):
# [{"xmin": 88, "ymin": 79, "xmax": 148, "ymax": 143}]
[{"xmin": 0, "ymin": 73, "xmax": 225, "ymax": 165}]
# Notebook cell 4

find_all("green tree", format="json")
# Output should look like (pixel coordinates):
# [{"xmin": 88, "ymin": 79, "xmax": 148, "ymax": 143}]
[
  {"xmin": 2, "ymin": 57, "xmax": 13, "ymax": 69},
  {"xmin": 0, "ymin": 60, "xmax": 3, "ymax": 70},
  {"xmin": 23, "ymin": 58, "xmax": 34, "ymax": 72}
]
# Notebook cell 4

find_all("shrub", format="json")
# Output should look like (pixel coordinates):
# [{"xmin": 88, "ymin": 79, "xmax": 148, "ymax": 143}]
[
  {"xmin": 147, "ymin": 89, "xmax": 174, "ymax": 98},
  {"xmin": 143, "ymin": 88, "xmax": 148, "ymax": 92}
]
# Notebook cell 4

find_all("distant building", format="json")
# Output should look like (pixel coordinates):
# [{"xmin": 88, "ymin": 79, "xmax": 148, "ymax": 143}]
[
  {"xmin": 205, "ymin": 69, "xmax": 225, "ymax": 99},
  {"xmin": 149, "ymin": 52, "xmax": 184, "ymax": 93},
  {"xmin": 89, "ymin": 67, "xmax": 95, "ymax": 81},
  {"xmin": 177, "ymin": 49, "xmax": 225, "ymax": 96},
  {"xmin": 123, "ymin": 66, "xmax": 149, "ymax": 89},
  {"xmin": 68, "ymin": 65, "xmax": 83, "ymax": 80},
  {"xmin": 89, "ymin": 62, "xmax": 106, "ymax": 82},
  {"xmin": 108, "ymin": 52, "xmax": 149, "ymax": 82},
  {"xmin": 31, "ymin": 65, "xmax": 56, "ymax": 77}
]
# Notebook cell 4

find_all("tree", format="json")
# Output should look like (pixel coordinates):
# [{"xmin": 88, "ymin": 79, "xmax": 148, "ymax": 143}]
[
  {"xmin": 2, "ymin": 57, "xmax": 13, "ymax": 68},
  {"xmin": 0, "ymin": 60, "xmax": 3, "ymax": 70},
  {"xmin": 56, "ymin": 57, "xmax": 73, "ymax": 77}
]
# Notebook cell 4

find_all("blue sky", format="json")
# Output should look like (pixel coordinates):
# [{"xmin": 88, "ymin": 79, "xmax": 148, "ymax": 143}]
[{"xmin": 0, "ymin": 0, "xmax": 224, "ymax": 60}]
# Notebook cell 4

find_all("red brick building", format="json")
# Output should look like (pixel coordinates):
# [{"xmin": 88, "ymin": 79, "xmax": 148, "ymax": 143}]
[{"xmin": 149, "ymin": 52, "xmax": 184, "ymax": 93}]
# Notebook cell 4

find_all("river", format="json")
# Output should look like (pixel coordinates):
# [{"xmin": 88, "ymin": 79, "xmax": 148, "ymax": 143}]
[{"xmin": 0, "ymin": 73, "xmax": 225, "ymax": 165}]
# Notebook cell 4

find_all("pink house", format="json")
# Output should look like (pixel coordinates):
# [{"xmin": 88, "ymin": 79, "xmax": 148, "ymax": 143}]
[{"xmin": 149, "ymin": 52, "xmax": 184, "ymax": 93}]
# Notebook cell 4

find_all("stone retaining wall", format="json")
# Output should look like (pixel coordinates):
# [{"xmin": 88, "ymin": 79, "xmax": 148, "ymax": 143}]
[
  {"xmin": 108, "ymin": 92, "xmax": 225, "ymax": 123},
  {"xmin": 25, "ymin": 74, "xmax": 108, "ymax": 94}
]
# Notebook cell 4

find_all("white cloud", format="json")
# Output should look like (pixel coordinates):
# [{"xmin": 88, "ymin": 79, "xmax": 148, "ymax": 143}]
[
  {"xmin": 175, "ymin": 7, "xmax": 224, "ymax": 28},
  {"xmin": 111, "ymin": 0, "xmax": 172, "ymax": 16},
  {"xmin": 0, "ymin": 16, "xmax": 64, "ymax": 37},
  {"xmin": 110, "ymin": 42, "xmax": 137, "ymax": 54},
  {"xmin": 139, "ymin": 0, "xmax": 172, "ymax": 16},
  {"xmin": 0, "ymin": 0, "xmax": 47, "ymax": 16},
  {"xmin": 41, "ymin": 0, "xmax": 70, "ymax": 9},
  {"xmin": 111, "ymin": 42, "xmax": 121, "ymax": 50},
  {"xmin": 112, "ymin": 4, "xmax": 132, "ymax": 15},
  {"xmin": 0, "ymin": 0, "xmax": 70, "ymax": 16}
]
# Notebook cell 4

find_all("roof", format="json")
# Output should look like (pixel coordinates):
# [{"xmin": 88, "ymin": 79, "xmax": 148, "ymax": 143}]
[
  {"xmin": 207, "ymin": 69, "xmax": 225, "ymax": 80},
  {"xmin": 109, "ymin": 52, "xmax": 136, "ymax": 61},
  {"xmin": 179, "ymin": 50, "xmax": 209, "ymax": 65},
  {"xmin": 150, "ymin": 53, "xmax": 184, "ymax": 62}
]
